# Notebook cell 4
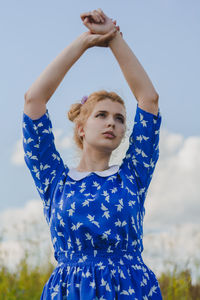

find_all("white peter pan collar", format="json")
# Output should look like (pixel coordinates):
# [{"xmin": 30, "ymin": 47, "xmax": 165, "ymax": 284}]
[{"xmin": 67, "ymin": 164, "xmax": 120, "ymax": 181}]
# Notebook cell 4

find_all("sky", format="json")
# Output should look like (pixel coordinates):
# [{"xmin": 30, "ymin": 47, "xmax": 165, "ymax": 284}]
[{"xmin": 0, "ymin": 0, "xmax": 200, "ymax": 283}]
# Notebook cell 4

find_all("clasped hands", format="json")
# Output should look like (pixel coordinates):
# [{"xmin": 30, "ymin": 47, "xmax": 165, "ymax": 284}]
[{"xmin": 80, "ymin": 8, "xmax": 122, "ymax": 48}]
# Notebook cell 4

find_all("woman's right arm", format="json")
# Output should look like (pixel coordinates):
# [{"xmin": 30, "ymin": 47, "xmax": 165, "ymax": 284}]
[
  {"xmin": 24, "ymin": 28, "xmax": 117, "ymax": 120},
  {"xmin": 24, "ymin": 33, "xmax": 88, "ymax": 120}
]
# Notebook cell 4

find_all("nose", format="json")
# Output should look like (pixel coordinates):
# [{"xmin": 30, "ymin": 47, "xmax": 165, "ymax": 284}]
[{"xmin": 106, "ymin": 116, "xmax": 115, "ymax": 127}]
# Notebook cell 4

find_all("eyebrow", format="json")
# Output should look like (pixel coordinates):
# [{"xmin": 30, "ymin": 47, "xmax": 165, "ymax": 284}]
[{"xmin": 96, "ymin": 110, "xmax": 125, "ymax": 119}]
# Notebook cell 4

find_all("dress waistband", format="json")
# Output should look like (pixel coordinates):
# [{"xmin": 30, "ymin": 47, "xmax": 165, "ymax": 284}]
[{"xmin": 56, "ymin": 248, "xmax": 142, "ymax": 266}]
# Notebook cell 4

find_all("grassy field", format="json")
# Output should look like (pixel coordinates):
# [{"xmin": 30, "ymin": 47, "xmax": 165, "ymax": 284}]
[{"xmin": 0, "ymin": 255, "xmax": 200, "ymax": 300}]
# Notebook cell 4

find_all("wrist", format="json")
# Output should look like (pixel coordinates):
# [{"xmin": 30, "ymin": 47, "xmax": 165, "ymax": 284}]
[
  {"xmin": 108, "ymin": 30, "xmax": 122, "ymax": 48},
  {"xmin": 77, "ymin": 32, "xmax": 91, "ymax": 51}
]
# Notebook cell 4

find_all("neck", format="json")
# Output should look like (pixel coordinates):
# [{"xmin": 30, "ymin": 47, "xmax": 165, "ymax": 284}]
[
  {"xmin": 77, "ymin": 147, "xmax": 111, "ymax": 172},
  {"xmin": 76, "ymin": 165, "xmax": 110, "ymax": 172}
]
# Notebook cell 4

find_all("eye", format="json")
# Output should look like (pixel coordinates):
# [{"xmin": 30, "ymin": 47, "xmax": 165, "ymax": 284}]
[
  {"xmin": 117, "ymin": 117, "xmax": 124, "ymax": 123},
  {"xmin": 96, "ymin": 113, "xmax": 124, "ymax": 123},
  {"xmin": 96, "ymin": 113, "xmax": 105, "ymax": 118}
]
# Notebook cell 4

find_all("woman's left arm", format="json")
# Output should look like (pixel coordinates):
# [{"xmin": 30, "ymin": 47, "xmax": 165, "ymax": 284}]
[
  {"xmin": 109, "ymin": 31, "xmax": 159, "ymax": 116},
  {"xmin": 81, "ymin": 8, "xmax": 159, "ymax": 115}
]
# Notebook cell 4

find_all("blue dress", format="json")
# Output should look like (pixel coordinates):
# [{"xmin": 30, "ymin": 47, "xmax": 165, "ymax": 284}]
[{"xmin": 22, "ymin": 104, "xmax": 163, "ymax": 300}]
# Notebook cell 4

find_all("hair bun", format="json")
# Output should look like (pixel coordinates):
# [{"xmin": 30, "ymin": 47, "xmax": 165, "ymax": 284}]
[{"xmin": 67, "ymin": 103, "xmax": 82, "ymax": 122}]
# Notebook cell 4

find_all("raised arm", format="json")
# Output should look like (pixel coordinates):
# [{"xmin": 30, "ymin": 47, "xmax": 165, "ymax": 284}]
[
  {"xmin": 81, "ymin": 8, "xmax": 159, "ymax": 116},
  {"xmin": 108, "ymin": 31, "xmax": 159, "ymax": 116},
  {"xmin": 24, "ymin": 34, "xmax": 89, "ymax": 120},
  {"xmin": 24, "ymin": 29, "xmax": 117, "ymax": 120}
]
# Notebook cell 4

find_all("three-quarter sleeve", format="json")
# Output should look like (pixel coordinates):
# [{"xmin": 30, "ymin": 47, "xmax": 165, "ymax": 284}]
[
  {"xmin": 22, "ymin": 109, "xmax": 65, "ymax": 218},
  {"xmin": 120, "ymin": 103, "xmax": 162, "ymax": 207}
]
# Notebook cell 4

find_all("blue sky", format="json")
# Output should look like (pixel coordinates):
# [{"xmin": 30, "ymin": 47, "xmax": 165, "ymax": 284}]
[
  {"xmin": 1, "ymin": 0, "xmax": 200, "ymax": 210},
  {"xmin": 1, "ymin": 0, "xmax": 200, "ymax": 282}
]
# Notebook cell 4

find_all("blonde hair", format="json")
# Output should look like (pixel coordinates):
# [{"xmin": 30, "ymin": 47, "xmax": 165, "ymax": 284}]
[{"xmin": 67, "ymin": 90, "xmax": 127, "ymax": 150}]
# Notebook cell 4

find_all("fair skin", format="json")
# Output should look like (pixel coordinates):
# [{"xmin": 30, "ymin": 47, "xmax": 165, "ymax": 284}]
[
  {"xmin": 81, "ymin": 9, "xmax": 159, "ymax": 115},
  {"xmin": 24, "ymin": 19, "xmax": 118, "ymax": 119},
  {"xmin": 76, "ymin": 9, "xmax": 159, "ymax": 172},
  {"xmin": 24, "ymin": 8, "xmax": 158, "ymax": 172},
  {"xmin": 77, "ymin": 99, "xmax": 126, "ymax": 172}
]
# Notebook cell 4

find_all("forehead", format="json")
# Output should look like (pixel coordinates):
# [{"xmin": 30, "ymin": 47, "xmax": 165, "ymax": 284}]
[{"xmin": 92, "ymin": 99, "xmax": 126, "ymax": 115}]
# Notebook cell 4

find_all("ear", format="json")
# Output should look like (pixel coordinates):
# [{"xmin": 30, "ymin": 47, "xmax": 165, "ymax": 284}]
[{"xmin": 77, "ymin": 124, "xmax": 85, "ymax": 139}]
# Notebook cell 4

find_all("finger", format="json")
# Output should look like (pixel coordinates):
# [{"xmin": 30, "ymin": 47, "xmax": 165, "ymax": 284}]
[
  {"xmin": 99, "ymin": 15, "xmax": 104, "ymax": 23},
  {"xmin": 80, "ymin": 12, "xmax": 91, "ymax": 22},
  {"xmin": 83, "ymin": 16, "xmax": 94, "ymax": 26},
  {"xmin": 97, "ymin": 8, "xmax": 107, "ymax": 19},
  {"xmin": 91, "ymin": 11, "xmax": 100, "ymax": 23},
  {"xmin": 81, "ymin": 11, "xmax": 97, "ymax": 23},
  {"xmin": 97, "ymin": 14, "xmax": 104, "ymax": 23},
  {"xmin": 100, "ymin": 28, "xmax": 117, "ymax": 42},
  {"xmin": 82, "ymin": 17, "xmax": 93, "ymax": 30},
  {"xmin": 81, "ymin": 14, "xmax": 94, "ymax": 24},
  {"xmin": 83, "ymin": 17, "xmax": 89, "ymax": 24},
  {"xmin": 93, "ymin": 10, "xmax": 102, "ymax": 22},
  {"xmin": 94, "ymin": 10, "xmax": 104, "ymax": 23},
  {"xmin": 91, "ymin": 29, "xmax": 117, "ymax": 48},
  {"xmin": 83, "ymin": 20, "xmax": 96, "ymax": 33}
]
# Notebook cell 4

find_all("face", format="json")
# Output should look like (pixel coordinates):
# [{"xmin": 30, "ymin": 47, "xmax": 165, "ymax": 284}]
[{"xmin": 78, "ymin": 99, "xmax": 126, "ymax": 153}]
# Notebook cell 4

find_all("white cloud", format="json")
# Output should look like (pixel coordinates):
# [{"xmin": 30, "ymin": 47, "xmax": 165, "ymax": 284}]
[
  {"xmin": 0, "ymin": 241, "xmax": 24, "ymax": 271},
  {"xmin": 10, "ymin": 139, "xmax": 24, "ymax": 165},
  {"xmin": 53, "ymin": 128, "xmax": 74, "ymax": 149},
  {"xmin": 4, "ymin": 128, "xmax": 200, "ymax": 283},
  {"xmin": 143, "ymin": 223, "xmax": 200, "ymax": 285},
  {"xmin": 141, "ymin": 128, "xmax": 200, "ymax": 284},
  {"xmin": 144, "ymin": 129, "xmax": 200, "ymax": 230},
  {"xmin": 0, "ymin": 199, "xmax": 54, "ymax": 272},
  {"xmin": 0, "ymin": 199, "xmax": 46, "ymax": 238},
  {"xmin": 11, "ymin": 128, "xmax": 74, "ymax": 166}
]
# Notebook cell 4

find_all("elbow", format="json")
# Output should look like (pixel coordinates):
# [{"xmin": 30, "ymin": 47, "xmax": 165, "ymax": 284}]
[
  {"xmin": 137, "ymin": 92, "xmax": 159, "ymax": 104},
  {"xmin": 24, "ymin": 91, "xmax": 32, "ymax": 102},
  {"xmin": 24, "ymin": 92, "xmax": 28, "ymax": 102},
  {"xmin": 154, "ymin": 93, "xmax": 159, "ymax": 102},
  {"xmin": 151, "ymin": 92, "xmax": 159, "ymax": 103},
  {"xmin": 24, "ymin": 91, "xmax": 46, "ymax": 104}
]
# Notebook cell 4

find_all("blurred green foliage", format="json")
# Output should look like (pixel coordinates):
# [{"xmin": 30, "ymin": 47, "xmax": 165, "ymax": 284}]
[
  {"xmin": 159, "ymin": 266, "xmax": 200, "ymax": 300},
  {"xmin": 0, "ymin": 254, "xmax": 54, "ymax": 300},
  {"xmin": 0, "ymin": 256, "xmax": 200, "ymax": 300}
]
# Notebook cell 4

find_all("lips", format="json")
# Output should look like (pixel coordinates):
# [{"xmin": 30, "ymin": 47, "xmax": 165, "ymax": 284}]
[{"xmin": 103, "ymin": 131, "xmax": 116, "ymax": 137}]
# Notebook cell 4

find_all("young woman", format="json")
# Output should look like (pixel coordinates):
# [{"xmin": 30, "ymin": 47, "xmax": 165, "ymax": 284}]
[{"xmin": 22, "ymin": 8, "xmax": 163, "ymax": 299}]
